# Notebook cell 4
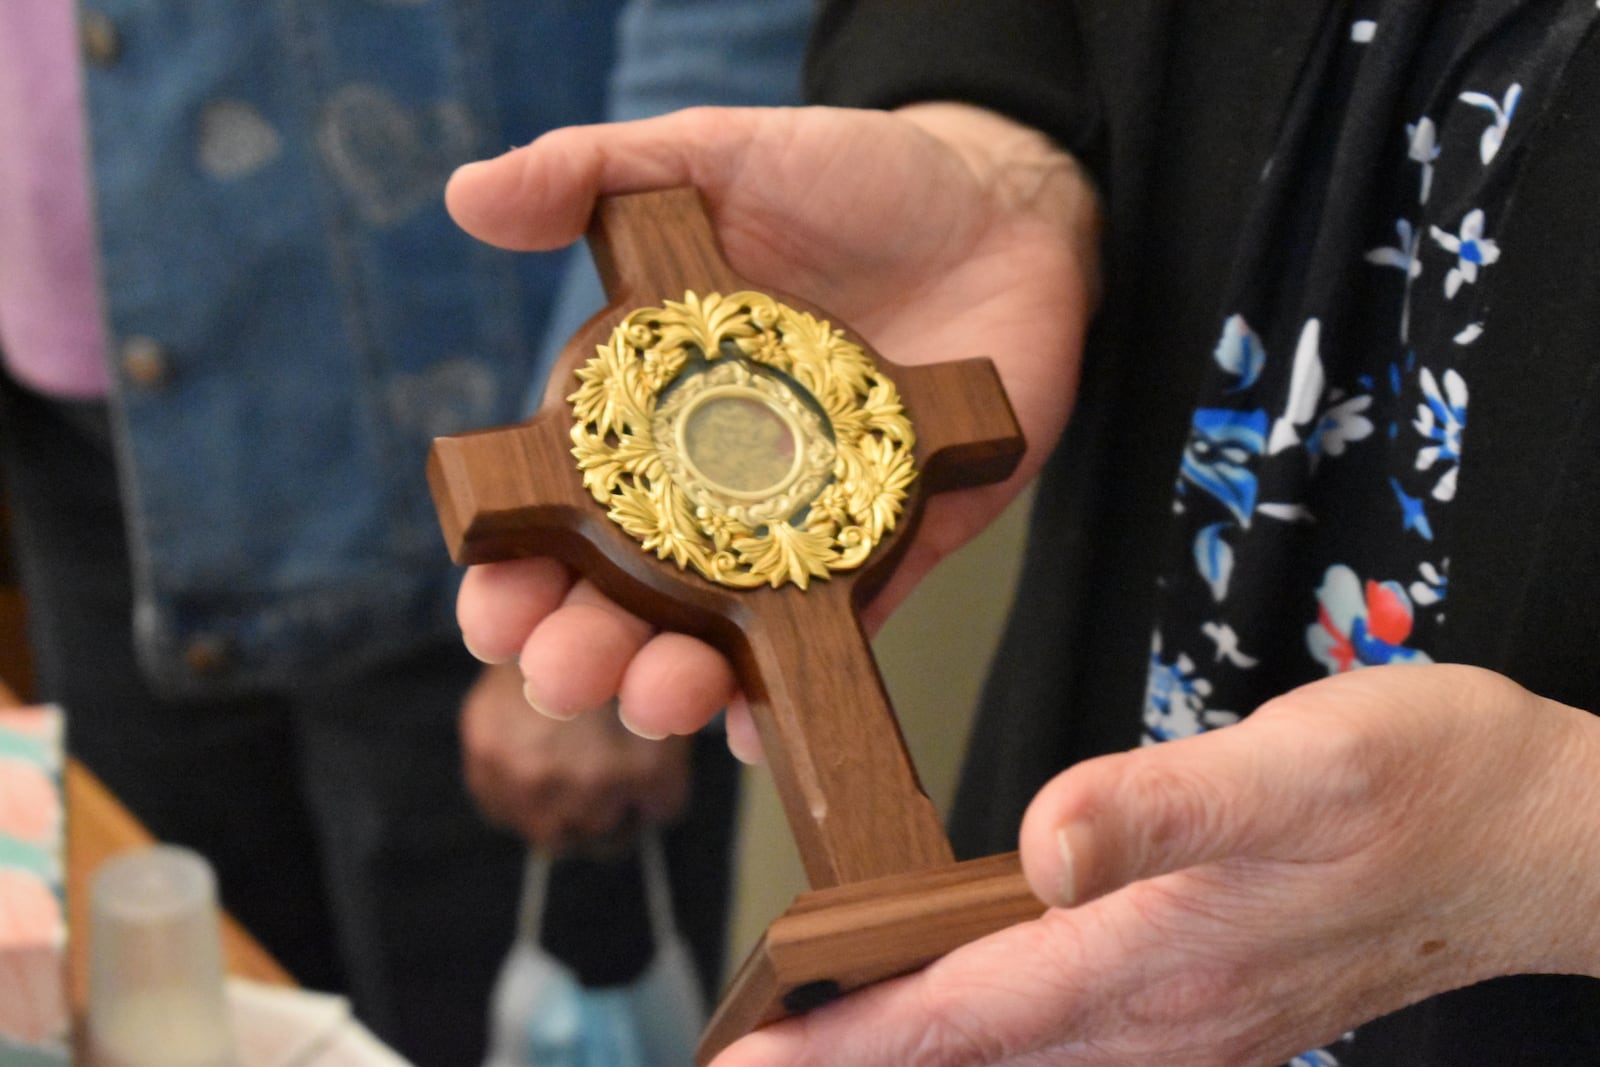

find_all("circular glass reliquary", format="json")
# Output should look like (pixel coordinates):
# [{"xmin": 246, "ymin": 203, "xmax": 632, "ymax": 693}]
[{"xmin": 568, "ymin": 290, "xmax": 917, "ymax": 590}]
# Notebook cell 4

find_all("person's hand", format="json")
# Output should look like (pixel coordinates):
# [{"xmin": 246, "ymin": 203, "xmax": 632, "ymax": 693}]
[
  {"xmin": 709, "ymin": 664, "xmax": 1600, "ymax": 1065},
  {"xmin": 459, "ymin": 661, "xmax": 691, "ymax": 854},
  {"xmin": 448, "ymin": 102, "xmax": 1103, "ymax": 755}
]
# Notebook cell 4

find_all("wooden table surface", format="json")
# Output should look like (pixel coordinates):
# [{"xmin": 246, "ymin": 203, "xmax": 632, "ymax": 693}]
[{"xmin": 0, "ymin": 675, "xmax": 295, "ymax": 1011}]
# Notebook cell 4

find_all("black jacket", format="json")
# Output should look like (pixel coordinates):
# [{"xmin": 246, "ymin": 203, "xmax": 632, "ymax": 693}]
[{"xmin": 809, "ymin": 2, "xmax": 1600, "ymax": 1063}]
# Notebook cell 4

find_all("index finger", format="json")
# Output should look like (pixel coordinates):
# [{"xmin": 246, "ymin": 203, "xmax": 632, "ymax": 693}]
[
  {"xmin": 443, "ymin": 107, "xmax": 755, "ymax": 252},
  {"xmin": 457, "ymin": 557, "xmax": 573, "ymax": 664}
]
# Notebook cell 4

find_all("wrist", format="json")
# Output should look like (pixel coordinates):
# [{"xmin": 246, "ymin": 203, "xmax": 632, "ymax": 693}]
[
  {"xmin": 894, "ymin": 102, "xmax": 1104, "ymax": 308},
  {"xmin": 1515, "ymin": 696, "xmax": 1600, "ymax": 977}
]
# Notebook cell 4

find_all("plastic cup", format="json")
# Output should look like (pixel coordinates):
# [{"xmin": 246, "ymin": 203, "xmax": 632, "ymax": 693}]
[{"xmin": 87, "ymin": 844, "xmax": 236, "ymax": 1067}]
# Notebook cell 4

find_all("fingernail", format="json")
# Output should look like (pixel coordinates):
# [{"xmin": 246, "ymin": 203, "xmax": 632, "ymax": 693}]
[
  {"xmin": 725, "ymin": 723, "xmax": 765, "ymax": 766},
  {"xmin": 451, "ymin": 144, "xmax": 523, "ymax": 182},
  {"xmin": 462, "ymin": 634, "xmax": 509, "ymax": 665},
  {"xmin": 449, "ymin": 158, "xmax": 491, "ymax": 184},
  {"xmin": 1054, "ymin": 825, "xmax": 1081, "ymax": 906},
  {"xmin": 523, "ymin": 681, "xmax": 578, "ymax": 721},
  {"xmin": 616, "ymin": 704, "xmax": 668, "ymax": 741},
  {"xmin": 724, "ymin": 697, "xmax": 765, "ymax": 765}
]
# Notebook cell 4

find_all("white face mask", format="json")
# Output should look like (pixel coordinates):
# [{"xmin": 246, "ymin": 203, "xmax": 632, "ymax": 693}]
[{"xmin": 483, "ymin": 831, "xmax": 706, "ymax": 1067}]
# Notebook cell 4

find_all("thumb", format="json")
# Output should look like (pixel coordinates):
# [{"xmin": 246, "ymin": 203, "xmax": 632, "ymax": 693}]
[{"xmin": 1018, "ymin": 711, "xmax": 1361, "ymax": 907}]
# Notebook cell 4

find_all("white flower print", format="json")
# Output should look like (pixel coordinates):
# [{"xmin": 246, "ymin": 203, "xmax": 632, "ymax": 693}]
[
  {"xmin": 1201, "ymin": 620, "xmax": 1259, "ymax": 668},
  {"xmin": 1414, "ymin": 367, "xmax": 1468, "ymax": 501},
  {"xmin": 1258, "ymin": 502, "xmax": 1315, "ymax": 522},
  {"xmin": 1458, "ymin": 82, "xmax": 1522, "ymax": 164},
  {"xmin": 1407, "ymin": 116, "xmax": 1439, "ymax": 203},
  {"xmin": 1366, "ymin": 218, "xmax": 1423, "ymax": 341},
  {"xmin": 1367, "ymin": 219, "xmax": 1423, "ymax": 280},
  {"xmin": 1143, "ymin": 636, "xmax": 1239, "ymax": 742},
  {"xmin": 1312, "ymin": 393, "xmax": 1375, "ymax": 458},
  {"xmin": 1410, "ymin": 558, "xmax": 1449, "ymax": 608},
  {"xmin": 1429, "ymin": 209, "xmax": 1501, "ymax": 298},
  {"xmin": 1268, "ymin": 318, "xmax": 1326, "ymax": 454}
]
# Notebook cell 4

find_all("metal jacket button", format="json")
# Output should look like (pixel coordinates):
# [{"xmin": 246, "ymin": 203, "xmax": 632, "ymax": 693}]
[
  {"xmin": 120, "ymin": 337, "xmax": 171, "ymax": 388},
  {"xmin": 182, "ymin": 635, "xmax": 229, "ymax": 676},
  {"xmin": 81, "ymin": 11, "xmax": 122, "ymax": 68}
]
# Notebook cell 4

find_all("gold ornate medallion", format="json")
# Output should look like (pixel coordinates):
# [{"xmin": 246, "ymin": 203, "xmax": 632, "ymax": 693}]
[{"xmin": 568, "ymin": 290, "xmax": 916, "ymax": 589}]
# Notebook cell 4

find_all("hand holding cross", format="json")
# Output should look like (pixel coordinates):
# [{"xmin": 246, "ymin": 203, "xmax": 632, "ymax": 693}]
[{"xmin": 430, "ymin": 187, "xmax": 1044, "ymax": 1062}]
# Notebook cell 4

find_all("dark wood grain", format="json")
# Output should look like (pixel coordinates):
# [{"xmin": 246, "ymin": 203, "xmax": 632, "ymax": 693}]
[
  {"xmin": 698, "ymin": 852, "xmax": 1047, "ymax": 1064},
  {"xmin": 427, "ymin": 186, "xmax": 1035, "ymax": 1048}
]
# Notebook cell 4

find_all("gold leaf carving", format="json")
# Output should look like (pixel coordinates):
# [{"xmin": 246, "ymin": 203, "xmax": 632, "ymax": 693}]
[
  {"xmin": 571, "ymin": 426, "xmax": 661, "ymax": 501},
  {"xmin": 569, "ymin": 334, "xmax": 648, "ymax": 438},
  {"xmin": 846, "ymin": 434, "xmax": 917, "ymax": 541},
  {"xmin": 569, "ymin": 289, "xmax": 917, "ymax": 591},
  {"xmin": 732, "ymin": 521, "xmax": 837, "ymax": 590},
  {"xmin": 607, "ymin": 478, "xmax": 708, "ymax": 572}
]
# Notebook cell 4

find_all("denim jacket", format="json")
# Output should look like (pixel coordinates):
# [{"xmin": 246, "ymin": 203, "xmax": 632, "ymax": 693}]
[{"xmin": 80, "ymin": 0, "xmax": 810, "ymax": 695}]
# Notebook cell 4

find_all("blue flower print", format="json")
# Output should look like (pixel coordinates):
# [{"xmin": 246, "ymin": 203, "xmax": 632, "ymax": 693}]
[
  {"xmin": 1459, "ymin": 82, "xmax": 1521, "ymax": 164},
  {"xmin": 1293, "ymin": 1032, "xmax": 1356, "ymax": 1066},
  {"xmin": 1214, "ymin": 314, "xmax": 1266, "ymax": 392},
  {"xmin": 1390, "ymin": 477, "xmax": 1435, "ymax": 541},
  {"xmin": 1413, "ymin": 366, "xmax": 1467, "ymax": 501},
  {"xmin": 1143, "ymin": 636, "xmax": 1238, "ymax": 742},
  {"xmin": 1429, "ymin": 209, "xmax": 1501, "ymax": 298},
  {"xmin": 1182, "ymin": 407, "xmax": 1268, "ymax": 526},
  {"xmin": 1307, "ymin": 564, "xmax": 1434, "ymax": 674},
  {"xmin": 1193, "ymin": 522, "xmax": 1234, "ymax": 602},
  {"xmin": 1192, "ymin": 521, "xmax": 1240, "ymax": 602},
  {"xmin": 1290, "ymin": 1050, "xmax": 1343, "ymax": 1067}
]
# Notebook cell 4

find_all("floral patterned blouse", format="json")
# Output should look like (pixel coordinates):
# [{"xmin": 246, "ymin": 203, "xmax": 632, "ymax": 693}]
[{"xmin": 1136, "ymin": 1, "xmax": 1598, "ymax": 1062}]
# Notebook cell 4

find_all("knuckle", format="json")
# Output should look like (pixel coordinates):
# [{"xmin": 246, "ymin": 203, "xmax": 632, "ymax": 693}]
[
  {"xmin": 458, "ymin": 713, "xmax": 497, "ymax": 761},
  {"xmin": 898, "ymin": 958, "xmax": 1047, "ymax": 1066},
  {"xmin": 1125, "ymin": 960, "xmax": 1246, "ymax": 1031},
  {"xmin": 1113, "ymin": 758, "xmax": 1227, "ymax": 867},
  {"xmin": 1305, "ymin": 721, "xmax": 1388, "ymax": 811},
  {"xmin": 903, "ymin": 995, "xmax": 1009, "ymax": 1066},
  {"xmin": 465, "ymin": 744, "xmax": 512, "ymax": 783},
  {"xmin": 1258, "ymin": 694, "xmax": 1390, "ymax": 813},
  {"xmin": 504, "ymin": 753, "xmax": 558, "ymax": 790},
  {"xmin": 566, "ymin": 766, "xmax": 618, "ymax": 800}
]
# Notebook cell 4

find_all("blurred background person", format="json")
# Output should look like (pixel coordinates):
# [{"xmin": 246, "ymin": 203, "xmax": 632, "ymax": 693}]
[{"xmin": 0, "ymin": 2, "xmax": 811, "ymax": 1062}]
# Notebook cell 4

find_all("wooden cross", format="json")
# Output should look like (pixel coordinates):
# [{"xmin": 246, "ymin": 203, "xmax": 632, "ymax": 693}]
[{"xmin": 428, "ymin": 188, "xmax": 1045, "ymax": 1063}]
